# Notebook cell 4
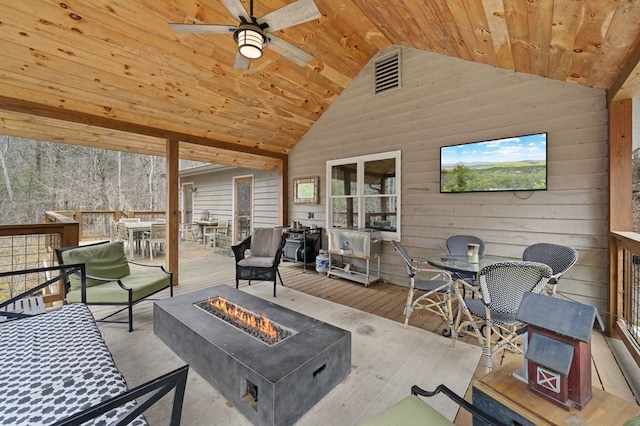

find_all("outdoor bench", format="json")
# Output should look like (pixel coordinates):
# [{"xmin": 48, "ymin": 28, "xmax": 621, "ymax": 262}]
[
  {"xmin": 55, "ymin": 240, "xmax": 173, "ymax": 332},
  {"xmin": 0, "ymin": 265, "xmax": 187, "ymax": 426}
]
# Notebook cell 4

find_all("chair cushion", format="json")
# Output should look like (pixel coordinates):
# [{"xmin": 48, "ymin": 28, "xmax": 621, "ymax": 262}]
[
  {"xmin": 238, "ymin": 256, "xmax": 275, "ymax": 268},
  {"xmin": 61, "ymin": 241, "xmax": 130, "ymax": 290},
  {"xmin": 66, "ymin": 273, "xmax": 171, "ymax": 304},
  {"xmin": 250, "ymin": 228, "xmax": 282, "ymax": 257},
  {"xmin": 360, "ymin": 395, "xmax": 453, "ymax": 426}
]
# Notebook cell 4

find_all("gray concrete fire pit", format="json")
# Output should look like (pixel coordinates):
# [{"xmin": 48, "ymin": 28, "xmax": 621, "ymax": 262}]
[{"xmin": 154, "ymin": 285, "xmax": 351, "ymax": 426}]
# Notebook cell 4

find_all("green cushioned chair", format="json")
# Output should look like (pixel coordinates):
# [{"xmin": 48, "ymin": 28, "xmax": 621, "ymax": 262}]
[
  {"xmin": 56, "ymin": 240, "xmax": 173, "ymax": 331},
  {"xmin": 360, "ymin": 384, "xmax": 505, "ymax": 426}
]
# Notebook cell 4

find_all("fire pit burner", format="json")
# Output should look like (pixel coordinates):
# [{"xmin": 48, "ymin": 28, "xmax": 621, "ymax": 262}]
[{"xmin": 194, "ymin": 297, "xmax": 293, "ymax": 345}]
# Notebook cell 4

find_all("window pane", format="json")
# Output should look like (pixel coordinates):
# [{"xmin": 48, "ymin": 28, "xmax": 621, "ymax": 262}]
[
  {"xmin": 331, "ymin": 163, "xmax": 358, "ymax": 196},
  {"xmin": 365, "ymin": 196, "xmax": 397, "ymax": 231},
  {"xmin": 331, "ymin": 197, "xmax": 359, "ymax": 228},
  {"xmin": 363, "ymin": 158, "xmax": 396, "ymax": 196}
]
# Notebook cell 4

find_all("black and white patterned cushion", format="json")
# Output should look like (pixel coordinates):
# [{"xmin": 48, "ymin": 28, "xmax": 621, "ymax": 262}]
[{"xmin": 0, "ymin": 304, "xmax": 147, "ymax": 425}]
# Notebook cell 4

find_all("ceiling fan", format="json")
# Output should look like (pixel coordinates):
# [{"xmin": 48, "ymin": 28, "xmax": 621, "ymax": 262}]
[{"xmin": 169, "ymin": 0, "xmax": 321, "ymax": 70}]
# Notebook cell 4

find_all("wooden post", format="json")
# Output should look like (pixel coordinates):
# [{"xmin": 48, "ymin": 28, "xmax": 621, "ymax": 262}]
[
  {"xmin": 279, "ymin": 157, "xmax": 288, "ymax": 226},
  {"xmin": 608, "ymin": 98, "xmax": 633, "ymax": 336},
  {"xmin": 166, "ymin": 140, "xmax": 180, "ymax": 285}
]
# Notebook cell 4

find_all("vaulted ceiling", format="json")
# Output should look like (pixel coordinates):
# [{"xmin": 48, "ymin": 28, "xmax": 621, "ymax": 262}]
[{"xmin": 1, "ymin": 1, "xmax": 639, "ymax": 171}]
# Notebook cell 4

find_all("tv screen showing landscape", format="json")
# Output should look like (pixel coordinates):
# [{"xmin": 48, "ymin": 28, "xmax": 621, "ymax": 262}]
[{"xmin": 440, "ymin": 133, "xmax": 547, "ymax": 193}]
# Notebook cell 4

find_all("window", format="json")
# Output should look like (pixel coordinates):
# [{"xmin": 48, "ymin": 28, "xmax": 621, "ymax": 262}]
[{"xmin": 327, "ymin": 151, "xmax": 401, "ymax": 240}]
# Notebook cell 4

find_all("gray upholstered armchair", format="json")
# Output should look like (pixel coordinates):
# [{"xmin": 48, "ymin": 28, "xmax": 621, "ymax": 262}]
[{"xmin": 232, "ymin": 227, "xmax": 285, "ymax": 297}]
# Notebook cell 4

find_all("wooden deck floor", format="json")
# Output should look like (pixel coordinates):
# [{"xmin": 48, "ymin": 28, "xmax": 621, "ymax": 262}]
[{"xmin": 130, "ymin": 242, "xmax": 638, "ymax": 424}]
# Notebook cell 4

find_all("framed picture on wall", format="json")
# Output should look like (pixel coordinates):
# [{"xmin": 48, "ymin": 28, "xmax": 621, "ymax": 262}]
[{"xmin": 293, "ymin": 177, "xmax": 319, "ymax": 204}]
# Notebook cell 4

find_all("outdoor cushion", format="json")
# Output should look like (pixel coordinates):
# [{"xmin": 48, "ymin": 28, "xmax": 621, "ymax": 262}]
[
  {"xmin": 237, "ymin": 256, "xmax": 275, "ymax": 268},
  {"xmin": 61, "ymin": 241, "xmax": 130, "ymax": 290},
  {"xmin": 360, "ymin": 394, "xmax": 453, "ymax": 426},
  {"xmin": 0, "ymin": 304, "xmax": 147, "ymax": 425},
  {"xmin": 250, "ymin": 228, "xmax": 282, "ymax": 257},
  {"xmin": 65, "ymin": 273, "xmax": 171, "ymax": 304}
]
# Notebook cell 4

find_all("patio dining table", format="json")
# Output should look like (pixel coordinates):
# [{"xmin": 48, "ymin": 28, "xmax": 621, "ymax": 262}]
[
  {"xmin": 123, "ymin": 221, "xmax": 161, "ymax": 259},
  {"xmin": 193, "ymin": 220, "xmax": 219, "ymax": 243}
]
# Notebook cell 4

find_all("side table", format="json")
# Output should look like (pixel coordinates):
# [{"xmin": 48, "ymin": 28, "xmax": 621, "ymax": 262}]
[{"xmin": 472, "ymin": 360, "xmax": 640, "ymax": 425}]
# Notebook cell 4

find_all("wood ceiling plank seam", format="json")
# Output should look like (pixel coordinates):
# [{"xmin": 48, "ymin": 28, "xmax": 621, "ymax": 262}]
[
  {"xmin": 344, "ymin": 0, "xmax": 404, "ymax": 52},
  {"xmin": 298, "ymin": 6, "xmax": 380, "ymax": 76},
  {"xmin": 502, "ymin": 0, "xmax": 532, "ymax": 75},
  {"xmin": 438, "ymin": 0, "xmax": 487, "ymax": 64},
  {"xmin": 592, "ymin": 1, "xmax": 640, "ymax": 96},
  {"xmin": 526, "ymin": 0, "xmax": 553, "ymax": 78},
  {"xmin": 426, "ymin": 0, "xmax": 480, "ymax": 61},
  {"xmin": 547, "ymin": 0, "xmax": 584, "ymax": 84},
  {"xmin": 412, "ymin": 0, "xmax": 471, "ymax": 61},
  {"xmin": 481, "ymin": 0, "xmax": 515, "ymax": 69},
  {"xmin": 429, "ymin": 0, "xmax": 484, "ymax": 62},
  {"xmin": 340, "ymin": 0, "xmax": 392, "ymax": 51},
  {"xmin": 564, "ymin": 1, "xmax": 617, "ymax": 87},
  {"xmin": 399, "ymin": 1, "xmax": 454, "ymax": 55},
  {"xmin": 460, "ymin": 0, "xmax": 502, "ymax": 66}
]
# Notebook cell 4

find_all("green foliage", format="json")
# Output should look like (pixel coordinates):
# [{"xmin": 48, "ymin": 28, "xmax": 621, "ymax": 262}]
[{"xmin": 441, "ymin": 161, "xmax": 546, "ymax": 193}]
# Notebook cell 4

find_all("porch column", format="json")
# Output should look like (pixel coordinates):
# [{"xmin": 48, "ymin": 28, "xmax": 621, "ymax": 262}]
[
  {"xmin": 166, "ymin": 139, "xmax": 180, "ymax": 284},
  {"xmin": 279, "ymin": 156, "xmax": 288, "ymax": 226},
  {"xmin": 608, "ymin": 98, "xmax": 633, "ymax": 335}
]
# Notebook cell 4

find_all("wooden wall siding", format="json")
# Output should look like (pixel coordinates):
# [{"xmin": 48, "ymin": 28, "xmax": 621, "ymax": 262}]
[
  {"xmin": 183, "ymin": 167, "xmax": 281, "ymax": 231},
  {"xmin": 289, "ymin": 46, "xmax": 609, "ymax": 312}
]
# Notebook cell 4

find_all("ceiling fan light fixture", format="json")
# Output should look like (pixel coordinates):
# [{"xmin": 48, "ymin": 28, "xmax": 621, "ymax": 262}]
[{"xmin": 236, "ymin": 26, "xmax": 265, "ymax": 59}]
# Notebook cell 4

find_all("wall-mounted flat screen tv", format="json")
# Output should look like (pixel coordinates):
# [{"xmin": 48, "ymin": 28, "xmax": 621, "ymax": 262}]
[{"xmin": 440, "ymin": 132, "xmax": 547, "ymax": 193}]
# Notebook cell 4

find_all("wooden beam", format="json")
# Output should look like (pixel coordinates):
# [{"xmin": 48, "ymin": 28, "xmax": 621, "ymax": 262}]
[
  {"xmin": 166, "ymin": 139, "xmax": 180, "ymax": 285},
  {"xmin": 607, "ymin": 32, "xmax": 640, "ymax": 104},
  {"xmin": 0, "ymin": 96, "xmax": 287, "ymax": 161}
]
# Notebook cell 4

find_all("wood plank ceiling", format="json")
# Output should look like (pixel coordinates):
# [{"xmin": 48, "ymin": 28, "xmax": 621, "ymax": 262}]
[{"xmin": 1, "ymin": 0, "xmax": 639, "ymax": 171}]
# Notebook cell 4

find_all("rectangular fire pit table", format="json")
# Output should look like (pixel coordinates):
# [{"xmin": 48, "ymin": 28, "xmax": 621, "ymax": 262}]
[{"xmin": 154, "ymin": 285, "xmax": 351, "ymax": 426}]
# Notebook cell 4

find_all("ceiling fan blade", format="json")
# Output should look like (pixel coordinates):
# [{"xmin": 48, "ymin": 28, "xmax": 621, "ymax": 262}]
[
  {"xmin": 221, "ymin": 0, "xmax": 249, "ymax": 20},
  {"xmin": 169, "ymin": 23, "xmax": 236, "ymax": 34},
  {"xmin": 267, "ymin": 34, "xmax": 313, "ymax": 67},
  {"xmin": 233, "ymin": 51, "xmax": 252, "ymax": 70},
  {"xmin": 257, "ymin": 0, "xmax": 321, "ymax": 32}
]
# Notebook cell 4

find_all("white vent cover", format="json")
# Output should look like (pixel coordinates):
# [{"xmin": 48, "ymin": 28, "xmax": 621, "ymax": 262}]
[{"xmin": 374, "ymin": 51, "xmax": 400, "ymax": 94}]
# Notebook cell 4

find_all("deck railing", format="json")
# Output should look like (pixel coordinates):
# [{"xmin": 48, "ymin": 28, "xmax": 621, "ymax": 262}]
[
  {"xmin": 0, "ymin": 214, "xmax": 79, "ymax": 304},
  {"xmin": 0, "ymin": 210, "xmax": 165, "ymax": 304},
  {"xmin": 610, "ymin": 231, "xmax": 640, "ymax": 367}
]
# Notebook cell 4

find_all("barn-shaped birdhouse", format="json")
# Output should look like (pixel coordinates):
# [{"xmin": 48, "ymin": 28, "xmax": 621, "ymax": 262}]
[{"xmin": 516, "ymin": 292, "xmax": 598, "ymax": 410}]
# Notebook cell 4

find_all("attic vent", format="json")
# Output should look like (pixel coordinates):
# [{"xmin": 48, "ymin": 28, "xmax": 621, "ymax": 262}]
[{"xmin": 374, "ymin": 51, "xmax": 400, "ymax": 94}]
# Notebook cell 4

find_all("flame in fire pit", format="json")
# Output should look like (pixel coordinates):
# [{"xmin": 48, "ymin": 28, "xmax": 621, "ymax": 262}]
[{"xmin": 194, "ymin": 297, "xmax": 292, "ymax": 345}]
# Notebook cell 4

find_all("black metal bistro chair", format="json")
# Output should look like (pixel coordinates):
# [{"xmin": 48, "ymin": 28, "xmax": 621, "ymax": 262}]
[
  {"xmin": 522, "ymin": 242, "xmax": 578, "ymax": 296},
  {"xmin": 232, "ymin": 227, "xmax": 285, "ymax": 297},
  {"xmin": 390, "ymin": 241, "xmax": 455, "ymax": 338},
  {"xmin": 446, "ymin": 235, "xmax": 486, "ymax": 296},
  {"xmin": 454, "ymin": 261, "xmax": 552, "ymax": 373}
]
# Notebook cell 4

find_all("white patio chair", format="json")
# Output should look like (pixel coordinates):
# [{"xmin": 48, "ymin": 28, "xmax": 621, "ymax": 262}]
[{"xmin": 143, "ymin": 223, "xmax": 166, "ymax": 260}]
